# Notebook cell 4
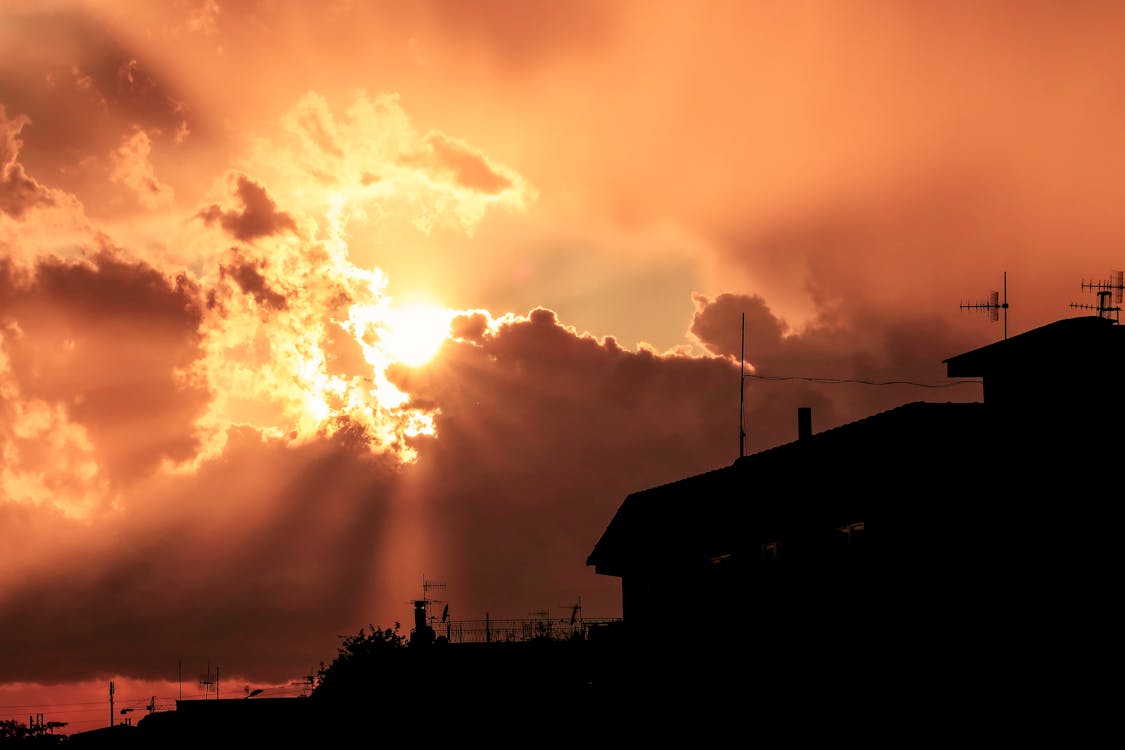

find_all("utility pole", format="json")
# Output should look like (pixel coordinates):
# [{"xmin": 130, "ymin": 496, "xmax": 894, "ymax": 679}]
[{"xmin": 109, "ymin": 681, "xmax": 115, "ymax": 728}]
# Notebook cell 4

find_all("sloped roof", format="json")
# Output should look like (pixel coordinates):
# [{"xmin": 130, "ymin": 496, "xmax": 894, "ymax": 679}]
[
  {"xmin": 586, "ymin": 401, "xmax": 985, "ymax": 576},
  {"xmin": 944, "ymin": 315, "xmax": 1122, "ymax": 377}
]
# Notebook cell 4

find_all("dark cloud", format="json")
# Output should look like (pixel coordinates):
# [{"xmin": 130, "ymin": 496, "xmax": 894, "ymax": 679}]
[
  {"xmin": 0, "ymin": 429, "xmax": 400, "ymax": 683},
  {"xmin": 689, "ymin": 291, "xmax": 977, "ymax": 440},
  {"xmin": 0, "ymin": 106, "xmax": 56, "ymax": 218},
  {"xmin": 390, "ymin": 308, "xmax": 747, "ymax": 619},
  {"xmin": 690, "ymin": 292, "xmax": 786, "ymax": 360},
  {"xmin": 219, "ymin": 250, "xmax": 288, "ymax": 311},
  {"xmin": 0, "ymin": 249, "xmax": 209, "ymax": 486},
  {"xmin": 197, "ymin": 173, "xmax": 298, "ymax": 242},
  {"xmin": 450, "ymin": 311, "xmax": 489, "ymax": 341},
  {"xmin": 0, "ymin": 5, "xmax": 193, "ymax": 196}
]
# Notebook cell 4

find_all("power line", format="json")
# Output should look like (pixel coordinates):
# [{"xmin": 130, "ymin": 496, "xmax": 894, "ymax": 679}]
[{"xmin": 0, "ymin": 706, "xmax": 105, "ymax": 710}]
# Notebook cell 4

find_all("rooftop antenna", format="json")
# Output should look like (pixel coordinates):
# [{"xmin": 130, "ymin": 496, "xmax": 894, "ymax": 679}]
[
  {"xmin": 959, "ymin": 271, "xmax": 1010, "ymax": 339},
  {"xmin": 199, "ymin": 663, "xmax": 215, "ymax": 700},
  {"xmin": 1075, "ymin": 270, "xmax": 1123, "ymax": 323},
  {"xmin": 290, "ymin": 670, "xmax": 314, "ymax": 697},
  {"xmin": 562, "ymin": 595, "xmax": 583, "ymax": 628},
  {"xmin": 738, "ymin": 311, "xmax": 746, "ymax": 458},
  {"xmin": 421, "ymin": 575, "xmax": 447, "ymax": 628}
]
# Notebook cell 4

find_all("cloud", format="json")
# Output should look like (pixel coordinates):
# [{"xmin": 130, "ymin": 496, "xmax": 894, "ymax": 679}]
[
  {"xmin": 688, "ymin": 291, "xmax": 976, "ymax": 439},
  {"xmin": 186, "ymin": 0, "xmax": 221, "ymax": 35},
  {"xmin": 386, "ymin": 307, "xmax": 747, "ymax": 618},
  {"xmin": 0, "ymin": 106, "xmax": 56, "ymax": 218},
  {"xmin": 404, "ymin": 132, "xmax": 514, "ymax": 195},
  {"xmin": 218, "ymin": 250, "xmax": 288, "ymax": 311},
  {"xmin": 0, "ymin": 428, "xmax": 402, "ymax": 683},
  {"xmin": 0, "ymin": 5, "xmax": 194, "ymax": 195},
  {"xmin": 110, "ymin": 127, "xmax": 175, "ymax": 209},
  {"xmin": 417, "ymin": 0, "xmax": 616, "ymax": 68},
  {"xmin": 261, "ymin": 91, "xmax": 536, "ymax": 236},
  {"xmin": 196, "ymin": 173, "xmax": 298, "ymax": 241},
  {"xmin": 0, "ymin": 249, "xmax": 210, "ymax": 492}
]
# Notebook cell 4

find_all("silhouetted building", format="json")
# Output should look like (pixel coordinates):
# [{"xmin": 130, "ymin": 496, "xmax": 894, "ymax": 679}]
[
  {"xmin": 133, "ymin": 698, "xmax": 319, "ymax": 748},
  {"xmin": 586, "ymin": 314, "xmax": 1122, "ymax": 717},
  {"xmin": 64, "ymin": 723, "xmax": 137, "ymax": 749}
]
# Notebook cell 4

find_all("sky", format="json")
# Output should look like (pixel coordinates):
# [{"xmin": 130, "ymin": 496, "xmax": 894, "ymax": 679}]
[{"xmin": 4, "ymin": 0, "xmax": 1125, "ymax": 732}]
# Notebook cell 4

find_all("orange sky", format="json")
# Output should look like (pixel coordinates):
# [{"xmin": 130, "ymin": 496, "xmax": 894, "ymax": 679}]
[{"xmin": 4, "ymin": 0, "xmax": 1125, "ymax": 732}]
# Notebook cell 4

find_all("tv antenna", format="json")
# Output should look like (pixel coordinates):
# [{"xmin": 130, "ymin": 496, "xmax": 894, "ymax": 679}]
[
  {"xmin": 290, "ymin": 670, "xmax": 315, "ymax": 697},
  {"xmin": 559, "ymin": 596, "xmax": 583, "ymax": 628},
  {"xmin": 198, "ymin": 664, "xmax": 216, "ymax": 700},
  {"xmin": 421, "ymin": 575, "xmax": 447, "ymax": 627},
  {"xmin": 960, "ymin": 271, "xmax": 1010, "ymax": 339},
  {"xmin": 1074, "ymin": 270, "xmax": 1123, "ymax": 323}
]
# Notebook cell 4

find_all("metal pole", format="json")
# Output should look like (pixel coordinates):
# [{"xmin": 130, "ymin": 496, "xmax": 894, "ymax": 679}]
[
  {"xmin": 739, "ymin": 312, "xmax": 746, "ymax": 458},
  {"xmin": 1003, "ymin": 272, "xmax": 1008, "ymax": 340}
]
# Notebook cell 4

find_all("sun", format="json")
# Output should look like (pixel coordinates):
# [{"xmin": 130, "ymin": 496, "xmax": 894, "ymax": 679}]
[{"xmin": 378, "ymin": 304, "xmax": 456, "ymax": 367}]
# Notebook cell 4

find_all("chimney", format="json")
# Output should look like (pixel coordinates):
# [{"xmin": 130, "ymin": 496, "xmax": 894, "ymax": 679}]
[{"xmin": 797, "ymin": 407, "xmax": 812, "ymax": 441}]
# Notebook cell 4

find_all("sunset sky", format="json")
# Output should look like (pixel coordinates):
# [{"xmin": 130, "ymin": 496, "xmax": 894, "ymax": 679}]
[{"xmin": 4, "ymin": 0, "xmax": 1125, "ymax": 732}]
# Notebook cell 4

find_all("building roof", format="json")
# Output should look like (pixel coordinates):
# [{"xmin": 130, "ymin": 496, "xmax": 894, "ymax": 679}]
[
  {"xmin": 944, "ymin": 315, "xmax": 1122, "ymax": 377},
  {"xmin": 586, "ymin": 400, "xmax": 985, "ymax": 576}
]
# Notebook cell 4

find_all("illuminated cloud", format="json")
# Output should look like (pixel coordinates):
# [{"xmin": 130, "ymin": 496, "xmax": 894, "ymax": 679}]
[
  {"xmin": 0, "ymin": 107, "xmax": 56, "ymax": 218},
  {"xmin": 110, "ymin": 127, "xmax": 175, "ymax": 209},
  {"xmin": 403, "ymin": 132, "xmax": 514, "ymax": 195},
  {"xmin": 186, "ymin": 0, "xmax": 221, "ymax": 35},
  {"xmin": 261, "ymin": 91, "xmax": 536, "ymax": 236}
]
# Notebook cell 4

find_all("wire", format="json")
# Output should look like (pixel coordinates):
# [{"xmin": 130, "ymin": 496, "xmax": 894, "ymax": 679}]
[
  {"xmin": 743, "ymin": 372, "xmax": 982, "ymax": 389},
  {"xmin": 0, "ymin": 706, "xmax": 105, "ymax": 710}
]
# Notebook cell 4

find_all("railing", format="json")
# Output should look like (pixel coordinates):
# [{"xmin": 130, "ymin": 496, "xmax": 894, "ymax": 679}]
[{"xmin": 420, "ymin": 617, "xmax": 623, "ymax": 644}]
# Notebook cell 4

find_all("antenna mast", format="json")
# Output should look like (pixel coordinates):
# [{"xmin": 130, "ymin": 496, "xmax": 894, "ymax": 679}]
[
  {"xmin": 199, "ymin": 664, "xmax": 215, "ymax": 700},
  {"xmin": 739, "ymin": 311, "xmax": 746, "ymax": 458},
  {"xmin": 421, "ymin": 575, "xmax": 447, "ymax": 628},
  {"xmin": 1074, "ymin": 270, "xmax": 1123, "ymax": 323},
  {"xmin": 959, "ymin": 271, "xmax": 1010, "ymax": 339}
]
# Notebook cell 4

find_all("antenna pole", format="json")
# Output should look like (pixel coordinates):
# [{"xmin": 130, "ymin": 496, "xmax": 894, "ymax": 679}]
[
  {"xmin": 959, "ymin": 271, "xmax": 1009, "ymax": 339},
  {"xmin": 739, "ymin": 311, "xmax": 746, "ymax": 459},
  {"xmin": 1003, "ymin": 272, "xmax": 1008, "ymax": 340}
]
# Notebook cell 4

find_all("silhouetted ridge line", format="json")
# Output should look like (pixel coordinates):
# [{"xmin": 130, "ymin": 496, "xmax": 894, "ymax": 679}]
[{"xmin": 745, "ymin": 372, "xmax": 981, "ymax": 387}]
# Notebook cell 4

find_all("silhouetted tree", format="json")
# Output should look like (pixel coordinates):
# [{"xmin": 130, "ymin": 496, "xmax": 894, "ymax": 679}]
[
  {"xmin": 0, "ymin": 718, "xmax": 68, "ymax": 747},
  {"xmin": 311, "ymin": 623, "xmax": 409, "ymax": 702}
]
